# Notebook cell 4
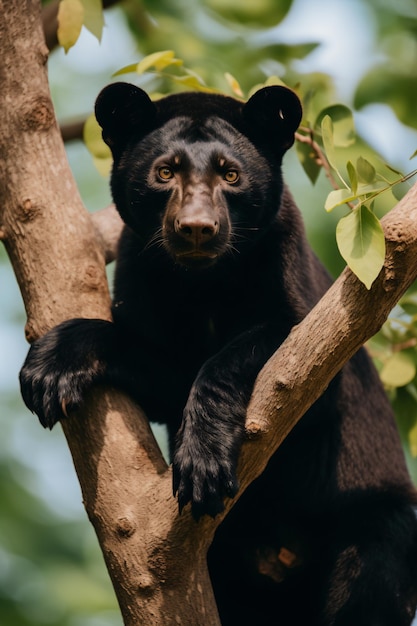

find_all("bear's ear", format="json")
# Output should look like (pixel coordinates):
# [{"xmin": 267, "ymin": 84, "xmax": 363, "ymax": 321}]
[
  {"xmin": 243, "ymin": 86, "xmax": 302, "ymax": 154},
  {"xmin": 95, "ymin": 82, "xmax": 156, "ymax": 154}
]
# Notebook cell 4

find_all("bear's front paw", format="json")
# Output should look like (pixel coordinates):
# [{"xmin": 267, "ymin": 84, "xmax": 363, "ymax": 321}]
[
  {"xmin": 173, "ymin": 436, "xmax": 239, "ymax": 520},
  {"xmin": 19, "ymin": 320, "xmax": 106, "ymax": 429},
  {"xmin": 172, "ymin": 395, "xmax": 243, "ymax": 519},
  {"xmin": 20, "ymin": 346, "xmax": 91, "ymax": 430}
]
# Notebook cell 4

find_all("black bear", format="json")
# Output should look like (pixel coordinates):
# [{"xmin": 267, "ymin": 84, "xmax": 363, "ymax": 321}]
[{"xmin": 20, "ymin": 83, "xmax": 417, "ymax": 625}]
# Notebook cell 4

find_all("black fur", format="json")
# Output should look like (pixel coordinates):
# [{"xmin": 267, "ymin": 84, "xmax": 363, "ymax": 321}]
[{"xmin": 20, "ymin": 84, "xmax": 417, "ymax": 624}]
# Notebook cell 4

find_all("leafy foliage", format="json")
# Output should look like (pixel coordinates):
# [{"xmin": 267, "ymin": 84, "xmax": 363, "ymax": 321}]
[
  {"xmin": 335, "ymin": 206, "xmax": 385, "ymax": 290},
  {"xmin": 57, "ymin": 0, "xmax": 104, "ymax": 53},
  {"xmin": 205, "ymin": 0, "xmax": 293, "ymax": 27},
  {"xmin": 368, "ymin": 288, "xmax": 417, "ymax": 480},
  {"xmin": 114, "ymin": 50, "xmax": 220, "ymax": 92},
  {"xmin": 354, "ymin": 2, "xmax": 417, "ymax": 130},
  {"xmin": 83, "ymin": 114, "xmax": 112, "ymax": 176}
]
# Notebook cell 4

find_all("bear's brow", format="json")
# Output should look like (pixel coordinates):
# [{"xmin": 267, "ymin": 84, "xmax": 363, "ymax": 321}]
[
  {"xmin": 160, "ymin": 115, "xmax": 240, "ymax": 144},
  {"xmin": 156, "ymin": 141, "xmax": 239, "ymax": 171}
]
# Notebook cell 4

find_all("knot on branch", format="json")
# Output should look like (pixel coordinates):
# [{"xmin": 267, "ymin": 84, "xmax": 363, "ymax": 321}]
[
  {"xmin": 382, "ymin": 262, "xmax": 400, "ymax": 293},
  {"xmin": 80, "ymin": 262, "xmax": 104, "ymax": 290},
  {"xmin": 116, "ymin": 516, "xmax": 137, "ymax": 538},
  {"xmin": 24, "ymin": 320, "xmax": 37, "ymax": 343},
  {"xmin": 384, "ymin": 221, "xmax": 412, "ymax": 246},
  {"xmin": 17, "ymin": 197, "xmax": 41, "ymax": 223},
  {"xmin": 21, "ymin": 95, "xmax": 56, "ymax": 132},
  {"xmin": 136, "ymin": 573, "xmax": 155, "ymax": 596},
  {"xmin": 37, "ymin": 43, "xmax": 49, "ymax": 66},
  {"xmin": 245, "ymin": 420, "xmax": 264, "ymax": 437}
]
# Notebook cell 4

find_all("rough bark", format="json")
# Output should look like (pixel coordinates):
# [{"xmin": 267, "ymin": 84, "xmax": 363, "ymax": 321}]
[
  {"xmin": 1, "ymin": 2, "xmax": 221, "ymax": 623},
  {"xmin": 2, "ymin": 2, "xmax": 417, "ymax": 625}
]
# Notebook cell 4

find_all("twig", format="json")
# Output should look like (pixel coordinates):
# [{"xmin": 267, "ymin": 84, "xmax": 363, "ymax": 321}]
[
  {"xmin": 60, "ymin": 119, "xmax": 85, "ymax": 143},
  {"xmin": 295, "ymin": 126, "xmax": 356, "ymax": 209}
]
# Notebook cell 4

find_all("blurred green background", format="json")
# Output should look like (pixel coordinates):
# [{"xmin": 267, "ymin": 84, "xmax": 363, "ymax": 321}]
[{"xmin": 2, "ymin": 0, "xmax": 417, "ymax": 623}]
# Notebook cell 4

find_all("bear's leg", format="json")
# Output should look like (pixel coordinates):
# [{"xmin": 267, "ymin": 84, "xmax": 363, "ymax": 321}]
[
  {"xmin": 320, "ymin": 495, "xmax": 417, "ymax": 626},
  {"xmin": 208, "ymin": 492, "xmax": 417, "ymax": 626}
]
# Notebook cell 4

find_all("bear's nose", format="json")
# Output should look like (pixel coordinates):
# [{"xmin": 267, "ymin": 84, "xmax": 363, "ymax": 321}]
[{"xmin": 175, "ymin": 216, "xmax": 219, "ymax": 244}]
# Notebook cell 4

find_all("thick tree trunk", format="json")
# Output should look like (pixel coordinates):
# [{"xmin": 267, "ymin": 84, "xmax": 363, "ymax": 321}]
[
  {"xmin": 2, "ymin": 2, "xmax": 417, "ymax": 625},
  {"xmin": 0, "ymin": 2, "xmax": 221, "ymax": 624}
]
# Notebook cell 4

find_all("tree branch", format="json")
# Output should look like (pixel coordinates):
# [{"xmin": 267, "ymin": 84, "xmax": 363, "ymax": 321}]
[
  {"xmin": 60, "ymin": 118, "xmax": 85, "ymax": 143},
  {"xmin": 91, "ymin": 204, "xmax": 123, "ymax": 263},
  {"xmin": 295, "ymin": 127, "xmax": 355, "ymax": 208},
  {"xmin": 1, "ymin": 3, "xmax": 221, "ymax": 623}
]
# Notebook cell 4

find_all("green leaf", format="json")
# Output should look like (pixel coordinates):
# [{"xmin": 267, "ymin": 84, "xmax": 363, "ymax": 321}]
[
  {"xmin": 296, "ymin": 140, "xmax": 321, "ymax": 185},
  {"xmin": 385, "ymin": 163, "xmax": 404, "ymax": 176},
  {"xmin": 264, "ymin": 76, "xmax": 288, "ymax": 87},
  {"xmin": 356, "ymin": 181, "xmax": 387, "ymax": 195},
  {"xmin": 224, "ymin": 73, "xmax": 244, "ymax": 98},
  {"xmin": 401, "ymin": 303, "xmax": 417, "ymax": 316},
  {"xmin": 170, "ymin": 70, "xmax": 217, "ymax": 92},
  {"xmin": 135, "ymin": 50, "xmax": 183, "ymax": 75},
  {"xmin": 57, "ymin": 0, "xmax": 84, "ymax": 53},
  {"xmin": 205, "ymin": 0, "xmax": 292, "ymax": 27},
  {"xmin": 336, "ymin": 205, "xmax": 386, "ymax": 289},
  {"xmin": 321, "ymin": 115, "xmax": 337, "ymax": 169},
  {"xmin": 261, "ymin": 42, "xmax": 320, "ymax": 63},
  {"xmin": 321, "ymin": 115, "xmax": 348, "ymax": 187},
  {"xmin": 82, "ymin": 0, "xmax": 104, "ymax": 42},
  {"xmin": 247, "ymin": 75, "xmax": 287, "ymax": 98},
  {"xmin": 83, "ymin": 114, "xmax": 112, "ymax": 177},
  {"xmin": 355, "ymin": 69, "xmax": 417, "ymax": 130},
  {"xmin": 112, "ymin": 63, "xmax": 139, "ymax": 77},
  {"xmin": 325, "ymin": 188, "xmax": 355, "ymax": 212},
  {"xmin": 405, "ymin": 383, "xmax": 417, "ymax": 404},
  {"xmin": 410, "ymin": 149, "xmax": 417, "ymax": 160},
  {"xmin": 316, "ymin": 105, "xmax": 355, "ymax": 147},
  {"xmin": 346, "ymin": 161, "xmax": 358, "ymax": 194},
  {"xmin": 409, "ymin": 420, "xmax": 417, "ymax": 457},
  {"xmin": 357, "ymin": 156, "xmax": 376, "ymax": 184},
  {"xmin": 380, "ymin": 352, "xmax": 416, "ymax": 388},
  {"xmin": 399, "ymin": 292, "xmax": 417, "ymax": 316}
]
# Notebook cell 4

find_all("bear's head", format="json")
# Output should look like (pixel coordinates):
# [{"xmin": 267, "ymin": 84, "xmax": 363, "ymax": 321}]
[{"xmin": 95, "ymin": 83, "xmax": 302, "ymax": 269}]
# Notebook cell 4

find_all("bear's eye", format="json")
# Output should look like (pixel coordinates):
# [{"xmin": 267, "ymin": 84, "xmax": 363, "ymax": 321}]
[
  {"xmin": 157, "ymin": 166, "xmax": 174, "ymax": 181},
  {"xmin": 224, "ymin": 170, "xmax": 239, "ymax": 184}
]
